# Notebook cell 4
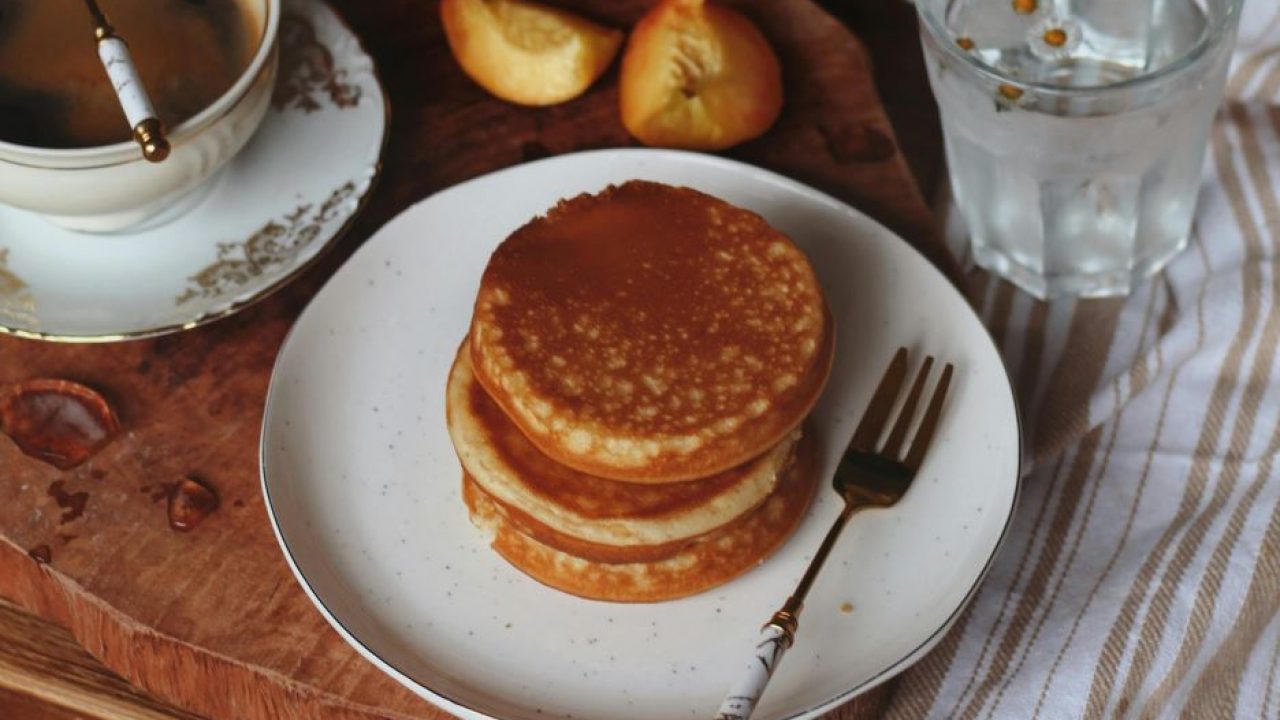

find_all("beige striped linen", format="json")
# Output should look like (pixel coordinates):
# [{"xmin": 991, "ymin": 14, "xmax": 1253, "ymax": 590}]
[{"xmin": 882, "ymin": 2, "xmax": 1280, "ymax": 717}]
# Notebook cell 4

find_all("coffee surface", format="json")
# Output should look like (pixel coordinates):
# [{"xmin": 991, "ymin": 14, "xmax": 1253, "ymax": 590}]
[{"xmin": 0, "ymin": 0, "xmax": 259, "ymax": 148}]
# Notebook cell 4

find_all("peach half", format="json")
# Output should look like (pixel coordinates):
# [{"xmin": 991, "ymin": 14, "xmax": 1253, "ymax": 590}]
[
  {"xmin": 620, "ymin": 0, "xmax": 783, "ymax": 150},
  {"xmin": 441, "ymin": 0, "xmax": 623, "ymax": 107}
]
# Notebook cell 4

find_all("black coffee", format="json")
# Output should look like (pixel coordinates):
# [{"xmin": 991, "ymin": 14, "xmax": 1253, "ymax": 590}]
[{"xmin": 0, "ymin": 0, "xmax": 259, "ymax": 148}]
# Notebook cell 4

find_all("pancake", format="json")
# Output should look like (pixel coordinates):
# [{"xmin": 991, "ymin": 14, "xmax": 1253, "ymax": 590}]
[
  {"xmin": 469, "ymin": 180, "xmax": 834, "ymax": 483},
  {"xmin": 461, "ymin": 434, "xmax": 818, "ymax": 602},
  {"xmin": 446, "ymin": 339, "xmax": 799, "ymax": 558}
]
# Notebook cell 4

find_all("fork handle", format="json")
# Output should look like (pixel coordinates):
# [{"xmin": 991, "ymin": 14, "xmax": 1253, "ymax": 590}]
[
  {"xmin": 712, "ymin": 620, "xmax": 794, "ymax": 720},
  {"xmin": 712, "ymin": 503, "xmax": 857, "ymax": 719}
]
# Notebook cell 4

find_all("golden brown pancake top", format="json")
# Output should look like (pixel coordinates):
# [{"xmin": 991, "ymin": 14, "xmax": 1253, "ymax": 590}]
[{"xmin": 470, "ymin": 180, "xmax": 831, "ymax": 482}]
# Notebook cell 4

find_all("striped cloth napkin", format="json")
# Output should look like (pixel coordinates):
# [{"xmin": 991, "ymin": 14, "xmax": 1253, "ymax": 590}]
[{"xmin": 882, "ymin": 2, "xmax": 1280, "ymax": 717}]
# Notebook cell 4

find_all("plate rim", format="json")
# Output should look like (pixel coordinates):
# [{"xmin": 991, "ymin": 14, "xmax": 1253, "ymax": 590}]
[
  {"xmin": 0, "ymin": 0, "xmax": 391, "ymax": 344},
  {"xmin": 259, "ymin": 147, "xmax": 1024, "ymax": 720}
]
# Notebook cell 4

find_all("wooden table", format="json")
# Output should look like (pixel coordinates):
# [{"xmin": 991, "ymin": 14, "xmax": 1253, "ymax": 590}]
[{"xmin": 0, "ymin": 1, "xmax": 941, "ymax": 717}]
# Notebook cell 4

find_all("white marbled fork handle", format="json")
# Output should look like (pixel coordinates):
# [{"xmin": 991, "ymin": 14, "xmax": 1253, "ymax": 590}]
[
  {"xmin": 712, "ymin": 619, "xmax": 794, "ymax": 720},
  {"xmin": 712, "ymin": 491, "xmax": 864, "ymax": 719}
]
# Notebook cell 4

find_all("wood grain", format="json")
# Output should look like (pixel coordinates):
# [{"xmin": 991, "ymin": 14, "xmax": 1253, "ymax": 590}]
[
  {"xmin": 825, "ymin": 0, "xmax": 944, "ymax": 202},
  {"xmin": 0, "ymin": 1, "xmax": 939, "ymax": 718},
  {"xmin": 0, "ymin": 598, "xmax": 200, "ymax": 720},
  {"xmin": 0, "ymin": 685, "xmax": 107, "ymax": 720}
]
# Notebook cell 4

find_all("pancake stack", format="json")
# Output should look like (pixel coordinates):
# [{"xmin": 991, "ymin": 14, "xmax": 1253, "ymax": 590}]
[{"xmin": 447, "ymin": 180, "xmax": 834, "ymax": 602}]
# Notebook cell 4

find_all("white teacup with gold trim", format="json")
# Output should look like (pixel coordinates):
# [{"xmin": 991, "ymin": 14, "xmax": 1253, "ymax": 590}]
[{"xmin": 0, "ymin": 0, "xmax": 281, "ymax": 233}]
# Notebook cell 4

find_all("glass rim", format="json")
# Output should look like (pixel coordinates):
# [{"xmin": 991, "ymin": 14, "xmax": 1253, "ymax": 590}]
[{"xmin": 915, "ymin": 0, "xmax": 1245, "ymax": 97}]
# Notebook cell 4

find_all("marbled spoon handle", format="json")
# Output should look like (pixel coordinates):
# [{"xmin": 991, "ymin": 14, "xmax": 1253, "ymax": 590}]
[
  {"xmin": 97, "ymin": 37, "xmax": 155, "ymax": 131},
  {"xmin": 85, "ymin": 0, "xmax": 170, "ymax": 162},
  {"xmin": 712, "ymin": 623, "xmax": 792, "ymax": 720}
]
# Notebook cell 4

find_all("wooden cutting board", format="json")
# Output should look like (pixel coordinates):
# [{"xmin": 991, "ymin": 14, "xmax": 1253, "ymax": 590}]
[{"xmin": 0, "ymin": 1, "xmax": 944, "ymax": 718}]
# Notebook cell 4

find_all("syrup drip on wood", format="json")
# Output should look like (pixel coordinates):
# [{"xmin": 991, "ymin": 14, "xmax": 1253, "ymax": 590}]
[
  {"xmin": 47, "ymin": 480, "xmax": 89, "ymax": 523},
  {"xmin": 168, "ymin": 477, "xmax": 219, "ymax": 532},
  {"xmin": 0, "ymin": 379, "xmax": 119, "ymax": 470},
  {"xmin": 146, "ymin": 483, "xmax": 176, "ymax": 504}
]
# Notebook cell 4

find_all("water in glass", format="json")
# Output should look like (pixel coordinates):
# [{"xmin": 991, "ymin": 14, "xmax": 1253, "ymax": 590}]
[{"xmin": 919, "ymin": 0, "xmax": 1242, "ymax": 298}]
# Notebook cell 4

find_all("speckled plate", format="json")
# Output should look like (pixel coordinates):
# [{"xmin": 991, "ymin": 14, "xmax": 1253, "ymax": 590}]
[
  {"xmin": 260, "ymin": 149, "xmax": 1021, "ymax": 720},
  {"xmin": 0, "ymin": 0, "xmax": 385, "ymax": 342}
]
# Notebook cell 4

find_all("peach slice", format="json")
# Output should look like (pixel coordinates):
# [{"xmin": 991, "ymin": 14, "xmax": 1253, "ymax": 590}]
[
  {"xmin": 440, "ymin": 0, "xmax": 623, "ymax": 107},
  {"xmin": 620, "ymin": 0, "xmax": 783, "ymax": 151}
]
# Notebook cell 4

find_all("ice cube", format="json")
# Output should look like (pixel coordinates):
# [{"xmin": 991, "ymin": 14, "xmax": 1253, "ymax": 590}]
[{"xmin": 944, "ymin": 0, "xmax": 1046, "ymax": 49}]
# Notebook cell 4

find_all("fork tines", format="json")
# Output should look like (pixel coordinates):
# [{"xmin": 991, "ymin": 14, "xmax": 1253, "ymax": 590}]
[{"xmin": 851, "ymin": 348, "xmax": 954, "ymax": 470}]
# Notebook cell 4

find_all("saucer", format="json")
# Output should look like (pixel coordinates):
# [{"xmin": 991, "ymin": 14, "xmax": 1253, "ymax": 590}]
[{"xmin": 0, "ymin": 0, "xmax": 386, "ymax": 342}]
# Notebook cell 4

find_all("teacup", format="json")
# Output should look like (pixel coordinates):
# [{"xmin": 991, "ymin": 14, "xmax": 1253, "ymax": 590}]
[{"xmin": 0, "ymin": 0, "xmax": 281, "ymax": 233}]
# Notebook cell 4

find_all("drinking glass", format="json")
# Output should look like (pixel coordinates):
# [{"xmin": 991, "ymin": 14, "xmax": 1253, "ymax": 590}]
[{"xmin": 916, "ymin": 0, "xmax": 1245, "ymax": 298}]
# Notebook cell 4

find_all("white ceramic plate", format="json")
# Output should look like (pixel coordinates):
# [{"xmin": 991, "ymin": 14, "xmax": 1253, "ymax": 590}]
[
  {"xmin": 261, "ymin": 150, "xmax": 1021, "ymax": 720},
  {"xmin": 0, "ymin": 0, "xmax": 385, "ymax": 342}
]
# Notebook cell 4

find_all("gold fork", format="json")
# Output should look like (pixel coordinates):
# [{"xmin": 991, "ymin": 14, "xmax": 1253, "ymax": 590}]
[{"xmin": 713, "ymin": 348, "xmax": 954, "ymax": 720}]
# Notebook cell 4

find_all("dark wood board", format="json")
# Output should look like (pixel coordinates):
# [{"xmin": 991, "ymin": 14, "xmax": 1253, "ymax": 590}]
[{"xmin": 0, "ymin": 1, "xmax": 942, "ymax": 717}]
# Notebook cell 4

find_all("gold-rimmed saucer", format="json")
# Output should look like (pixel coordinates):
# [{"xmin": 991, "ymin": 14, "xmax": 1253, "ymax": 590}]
[{"xmin": 0, "ymin": 0, "xmax": 386, "ymax": 342}]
